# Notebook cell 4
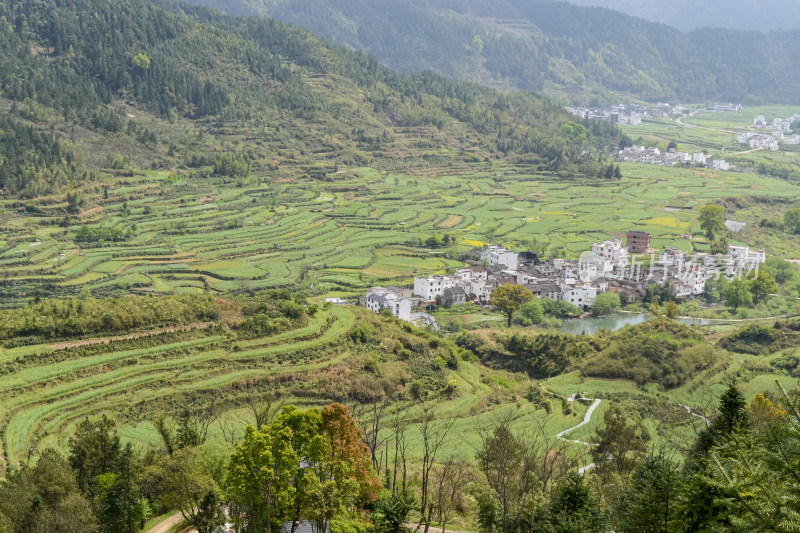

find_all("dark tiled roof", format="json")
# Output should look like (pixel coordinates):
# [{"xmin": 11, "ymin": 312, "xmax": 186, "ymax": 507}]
[{"xmin": 368, "ymin": 293, "xmax": 388, "ymax": 305}]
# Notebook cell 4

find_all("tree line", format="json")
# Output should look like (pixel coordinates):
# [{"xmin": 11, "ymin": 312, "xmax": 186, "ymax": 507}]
[{"xmin": 4, "ymin": 377, "xmax": 799, "ymax": 532}]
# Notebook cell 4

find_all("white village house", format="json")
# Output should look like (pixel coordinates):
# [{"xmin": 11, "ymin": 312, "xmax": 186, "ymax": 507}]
[
  {"xmin": 480, "ymin": 244, "xmax": 519, "ymax": 270},
  {"xmin": 365, "ymin": 240, "xmax": 771, "ymax": 325},
  {"xmin": 592, "ymin": 239, "xmax": 629, "ymax": 268},
  {"xmin": 413, "ymin": 275, "xmax": 457, "ymax": 300},
  {"xmin": 363, "ymin": 287, "xmax": 412, "ymax": 321}
]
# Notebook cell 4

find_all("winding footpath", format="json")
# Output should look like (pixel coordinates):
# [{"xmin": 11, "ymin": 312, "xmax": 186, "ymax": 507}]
[
  {"xmin": 556, "ymin": 397, "xmax": 602, "ymax": 474},
  {"xmin": 144, "ymin": 513, "xmax": 190, "ymax": 533},
  {"xmin": 679, "ymin": 403, "xmax": 710, "ymax": 426},
  {"xmin": 675, "ymin": 109, "xmax": 735, "ymax": 134}
]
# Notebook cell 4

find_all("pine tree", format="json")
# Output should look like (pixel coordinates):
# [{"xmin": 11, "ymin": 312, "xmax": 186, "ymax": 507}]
[
  {"xmin": 695, "ymin": 380, "xmax": 749, "ymax": 455},
  {"xmin": 545, "ymin": 472, "xmax": 605, "ymax": 533},
  {"xmin": 616, "ymin": 451, "xmax": 682, "ymax": 533}
]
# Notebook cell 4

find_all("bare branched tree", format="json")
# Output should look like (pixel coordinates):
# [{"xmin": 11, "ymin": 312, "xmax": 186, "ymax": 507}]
[
  {"xmin": 153, "ymin": 411, "xmax": 176, "ymax": 455},
  {"xmin": 354, "ymin": 393, "xmax": 391, "ymax": 472},
  {"xmin": 218, "ymin": 411, "xmax": 244, "ymax": 446},
  {"xmin": 416, "ymin": 405, "xmax": 456, "ymax": 533},
  {"xmin": 474, "ymin": 410, "xmax": 573, "ymax": 533},
  {"xmin": 390, "ymin": 407, "xmax": 410, "ymax": 495},
  {"xmin": 431, "ymin": 457, "xmax": 471, "ymax": 533},
  {"xmin": 527, "ymin": 415, "xmax": 573, "ymax": 501},
  {"xmin": 247, "ymin": 393, "xmax": 283, "ymax": 429}
]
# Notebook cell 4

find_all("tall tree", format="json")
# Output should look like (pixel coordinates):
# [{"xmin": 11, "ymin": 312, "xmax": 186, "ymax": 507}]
[
  {"xmin": 68, "ymin": 416, "xmax": 120, "ymax": 502},
  {"xmin": 702, "ymin": 384, "xmax": 800, "ymax": 530},
  {"xmin": 695, "ymin": 380, "xmax": 749, "ymax": 455},
  {"xmin": 750, "ymin": 270, "xmax": 778, "ymax": 303},
  {"xmin": 96, "ymin": 444, "xmax": 149, "ymax": 533},
  {"xmin": 321, "ymin": 403, "xmax": 382, "ymax": 505},
  {"xmin": 616, "ymin": 450, "xmax": 682, "ymax": 533},
  {"xmin": 414, "ymin": 406, "xmax": 455, "ymax": 533},
  {"xmin": 590, "ymin": 406, "xmax": 646, "ymax": 481},
  {"xmin": 145, "ymin": 448, "xmax": 224, "ymax": 533},
  {"xmin": 430, "ymin": 457, "xmax": 470, "ymax": 533},
  {"xmin": 226, "ymin": 425, "xmax": 299, "ymax": 533},
  {"xmin": 698, "ymin": 204, "xmax": 725, "ymax": 240},
  {"xmin": 783, "ymin": 208, "xmax": 800, "ymax": 234},
  {"xmin": 0, "ymin": 449, "xmax": 98, "ymax": 533},
  {"xmin": 546, "ymin": 472, "xmax": 605, "ymax": 532},
  {"xmin": 477, "ymin": 418, "xmax": 533, "ymax": 533},
  {"xmin": 723, "ymin": 279, "xmax": 752, "ymax": 310},
  {"xmin": 271, "ymin": 406, "xmax": 326, "ymax": 533},
  {"xmin": 490, "ymin": 284, "xmax": 533, "ymax": 327}
]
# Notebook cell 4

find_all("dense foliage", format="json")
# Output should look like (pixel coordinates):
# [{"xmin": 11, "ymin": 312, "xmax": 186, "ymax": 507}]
[
  {"xmin": 185, "ymin": 0, "xmax": 800, "ymax": 104},
  {"xmin": 567, "ymin": 0, "xmax": 800, "ymax": 32},
  {"xmin": 0, "ymin": 112, "xmax": 86, "ymax": 196},
  {"xmin": 0, "ymin": 0, "xmax": 628, "ymax": 199},
  {"xmin": 581, "ymin": 317, "xmax": 713, "ymax": 387},
  {"xmin": 0, "ymin": 294, "xmax": 221, "ymax": 342},
  {"xmin": 457, "ymin": 316, "xmax": 716, "ymax": 386}
]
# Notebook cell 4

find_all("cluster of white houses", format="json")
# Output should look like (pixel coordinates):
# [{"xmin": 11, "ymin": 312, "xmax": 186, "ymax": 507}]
[
  {"xmin": 736, "ymin": 115, "xmax": 800, "ymax": 149},
  {"xmin": 754, "ymin": 114, "xmax": 799, "ymax": 133},
  {"xmin": 613, "ymin": 146, "xmax": 730, "ymax": 171},
  {"xmin": 708, "ymin": 103, "xmax": 743, "ymax": 113},
  {"xmin": 566, "ymin": 103, "xmax": 689, "ymax": 126},
  {"xmin": 361, "ymin": 240, "xmax": 767, "ymax": 322}
]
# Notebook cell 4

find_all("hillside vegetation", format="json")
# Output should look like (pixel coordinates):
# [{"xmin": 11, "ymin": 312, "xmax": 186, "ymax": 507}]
[
  {"xmin": 185, "ymin": 0, "xmax": 800, "ymax": 104},
  {"xmin": 0, "ymin": 0, "xmax": 625, "ymax": 199},
  {"xmin": 567, "ymin": 0, "xmax": 800, "ymax": 32}
]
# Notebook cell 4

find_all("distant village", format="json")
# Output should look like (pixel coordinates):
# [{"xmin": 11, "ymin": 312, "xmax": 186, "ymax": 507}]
[
  {"xmin": 566, "ymin": 102, "xmax": 689, "ymax": 126},
  {"xmin": 611, "ymin": 146, "xmax": 732, "ymax": 171},
  {"xmin": 350, "ymin": 237, "xmax": 766, "ymax": 325},
  {"xmin": 735, "ymin": 114, "xmax": 800, "ymax": 150},
  {"xmin": 565, "ymin": 102, "xmax": 742, "ymax": 127}
]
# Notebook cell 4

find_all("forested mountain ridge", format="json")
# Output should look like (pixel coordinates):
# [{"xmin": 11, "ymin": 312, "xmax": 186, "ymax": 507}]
[
  {"xmin": 0, "ymin": 0, "xmax": 625, "ymax": 198},
  {"xmin": 184, "ymin": 0, "xmax": 800, "ymax": 105},
  {"xmin": 567, "ymin": 0, "xmax": 800, "ymax": 32}
]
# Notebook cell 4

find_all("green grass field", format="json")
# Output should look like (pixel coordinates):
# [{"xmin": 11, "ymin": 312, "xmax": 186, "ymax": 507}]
[
  {"xmin": 3, "ymin": 104, "xmax": 800, "ymax": 483},
  {"xmin": 4, "ymin": 150, "xmax": 800, "ymax": 307}
]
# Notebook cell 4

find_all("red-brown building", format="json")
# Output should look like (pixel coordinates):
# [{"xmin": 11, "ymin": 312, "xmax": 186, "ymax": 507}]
[{"xmin": 626, "ymin": 231, "xmax": 651, "ymax": 253}]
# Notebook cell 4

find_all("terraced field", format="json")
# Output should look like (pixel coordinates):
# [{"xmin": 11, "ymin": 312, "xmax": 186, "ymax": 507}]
[
  {"xmin": 0, "ymin": 304, "xmax": 357, "ymax": 469},
  {"xmin": 620, "ymin": 105, "xmax": 800, "ymax": 158},
  {"xmin": 1, "ymin": 300, "xmax": 640, "ymax": 473},
  {"xmin": 4, "ymin": 160, "xmax": 800, "ymax": 308}
]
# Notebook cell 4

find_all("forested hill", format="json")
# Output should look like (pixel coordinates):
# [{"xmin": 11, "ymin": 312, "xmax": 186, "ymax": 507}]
[
  {"xmin": 0, "ymin": 0, "xmax": 625, "ymax": 198},
  {"xmin": 566, "ymin": 0, "xmax": 800, "ymax": 32},
  {"xmin": 183, "ymin": 0, "xmax": 800, "ymax": 105}
]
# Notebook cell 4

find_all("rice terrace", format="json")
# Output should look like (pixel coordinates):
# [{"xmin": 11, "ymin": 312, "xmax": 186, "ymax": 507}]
[
  {"xmin": 4, "ymin": 105, "xmax": 800, "ymax": 476},
  {"xmin": 5, "ymin": 156, "xmax": 800, "ymax": 302},
  {"xmin": 5, "ymin": 0, "xmax": 800, "ymax": 527}
]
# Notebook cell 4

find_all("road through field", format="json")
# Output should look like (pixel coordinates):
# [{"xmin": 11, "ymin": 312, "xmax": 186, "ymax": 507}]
[
  {"xmin": 556, "ymin": 397, "xmax": 602, "ymax": 475},
  {"xmin": 556, "ymin": 398, "xmax": 601, "ymax": 444},
  {"xmin": 675, "ymin": 109, "xmax": 735, "ymax": 134}
]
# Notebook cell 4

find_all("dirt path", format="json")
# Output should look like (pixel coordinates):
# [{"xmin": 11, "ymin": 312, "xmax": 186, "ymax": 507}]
[
  {"xmin": 675, "ymin": 112, "xmax": 735, "ymax": 136},
  {"xmin": 618, "ymin": 309, "xmax": 799, "ymax": 323},
  {"xmin": 557, "ymin": 398, "xmax": 601, "ymax": 445},
  {"xmin": 554, "ymin": 397, "xmax": 602, "ymax": 474},
  {"xmin": 49, "ymin": 322, "xmax": 212, "ymax": 350},
  {"xmin": 728, "ymin": 146, "xmax": 764, "ymax": 156},
  {"xmin": 144, "ymin": 513, "xmax": 186, "ymax": 533}
]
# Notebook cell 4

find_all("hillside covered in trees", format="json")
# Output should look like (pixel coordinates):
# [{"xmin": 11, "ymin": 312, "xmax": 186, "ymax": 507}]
[
  {"xmin": 0, "ymin": 0, "xmax": 626, "ymax": 198},
  {"xmin": 184, "ymin": 0, "xmax": 800, "ymax": 105},
  {"xmin": 567, "ymin": 0, "xmax": 800, "ymax": 32}
]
